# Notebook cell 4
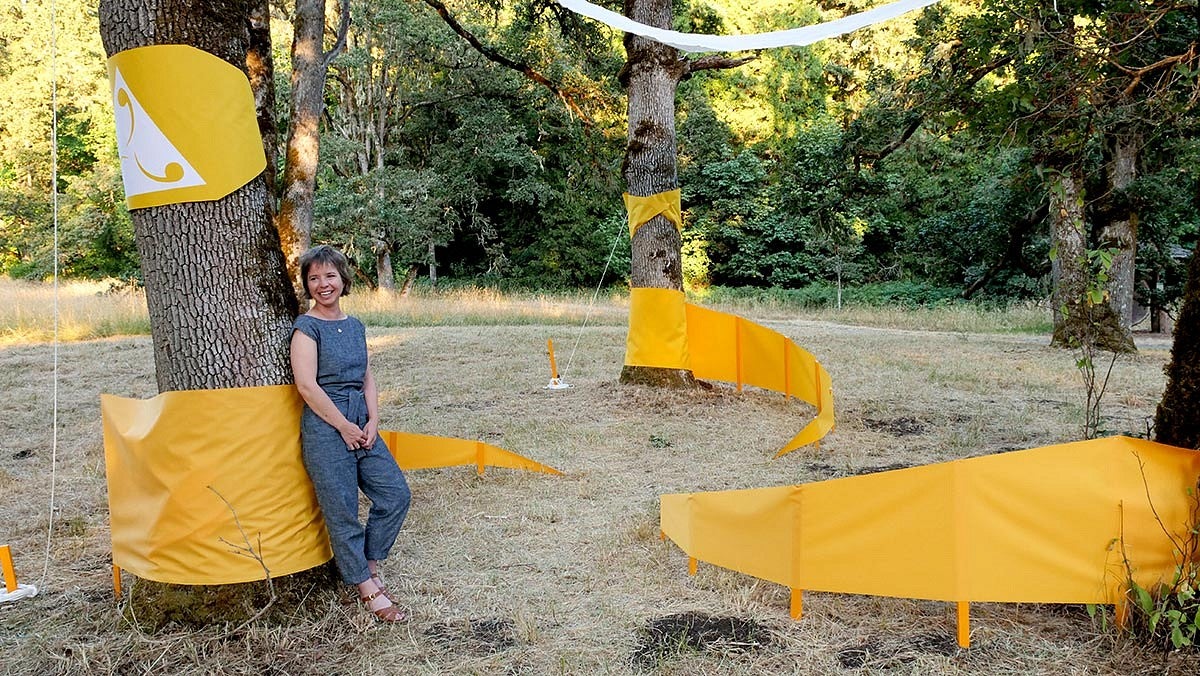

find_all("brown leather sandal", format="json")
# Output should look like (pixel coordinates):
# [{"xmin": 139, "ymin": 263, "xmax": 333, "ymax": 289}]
[
  {"xmin": 371, "ymin": 574, "xmax": 396, "ymax": 603},
  {"xmin": 360, "ymin": 589, "xmax": 406, "ymax": 622}
]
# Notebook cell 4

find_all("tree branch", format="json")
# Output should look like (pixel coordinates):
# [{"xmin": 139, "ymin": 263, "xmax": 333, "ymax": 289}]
[
  {"xmin": 684, "ymin": 53, "xmax": 757, "ymax": 77},
  {"xmin": 420, "ymin": 0, "xmax": 592, "ymax": 125},
  {"xmin": 322, "ymin": 0, "xmax": 352, "ymax": 69}
]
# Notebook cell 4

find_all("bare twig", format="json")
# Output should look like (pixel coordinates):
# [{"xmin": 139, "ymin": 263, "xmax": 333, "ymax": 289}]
[{"xmin": 207, "ymin": 486, "xmax": 277, "ymax": 629}]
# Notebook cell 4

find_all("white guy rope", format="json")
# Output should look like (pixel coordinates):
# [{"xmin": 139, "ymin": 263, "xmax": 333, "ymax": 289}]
[
  {"xmin": 559, "ymin": 223, "xmax": 624, "ymax": 381},
  {"xmin": 42, "ymin": 0, "xmax": 61, "ymax": 588}
]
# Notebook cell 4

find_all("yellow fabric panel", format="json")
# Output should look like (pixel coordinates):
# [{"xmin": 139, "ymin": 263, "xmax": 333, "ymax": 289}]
[
  {"xmin": 102, "ymin": 385, "xmax": 332, "ymax": 586},
  {"xmin": 379, "ymin": 429, "xmax": 562, "ymax": 475},
  {"xmin": 660, "ymin": 436, "xmax": 1200, "ymax": 606},
  {"xmin": 104, "ymin": 386, "xmax": 562, "ymax": 586},
  {"xmin": 624, "ymin": 189, "xmax": 682, "ymax": 237},
  {"xmin": 776, "ymin": 366, "xmax": 835, "ymax": 456},
  {"xmin": 625, "ymin": 287, "xmax": 690, "ymax": 370},
  {"xmin": 738, "ymin": 319, "xmax": 788, "ymax": 393},
  {"xmin": 629, "ymin": 293, "xmax": 834, "ymax": 451},
  {"xmin": 682, "ymin": 303, "xmax": 737, "ymax": 382},
  {"xmin": 107, "ymin": 45, "xmax": 266, "ymax": 209}
]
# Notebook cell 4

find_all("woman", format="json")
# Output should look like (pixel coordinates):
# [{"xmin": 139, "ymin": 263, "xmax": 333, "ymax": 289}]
[{"xmin": 290, "ymin": 245, "xmax": 411, "ymax": 622}]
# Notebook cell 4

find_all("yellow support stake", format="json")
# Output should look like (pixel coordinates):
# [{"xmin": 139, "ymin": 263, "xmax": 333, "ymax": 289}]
[
  {"xmin": 734, "ymin": 319, "xmax": 743, "ymax": 392},
  {"xmin": 1, "ymin": 545, "xmax": 16, "ymax": 593},
  {"xmin": 783, "ymin": 345, "xmax": 791, "ymax": 399},
  {"xmin": 1115, "ymin": 597, "xmax": 1129, "ymax": 630},
  {"xmin": 956, "ymin": 601, "xmax": 971, "ymax": 648},
  {"xmin": 547, "ymin": 339, "xmax": 559, "ymax": 380},
  {"xmin": 688, "ymin": 557, "xmax": 698, "ymax": 576},
  {"xmin": 790, "ymin": 588, "xmax": 803, "ymax": 619},
  {"xmin": 475, "ymin": 441, "xmax": 486, "ymax": 477},
  {"xmin": 113, "ymin": 563, "xmax": 123, "ymax": 600}
]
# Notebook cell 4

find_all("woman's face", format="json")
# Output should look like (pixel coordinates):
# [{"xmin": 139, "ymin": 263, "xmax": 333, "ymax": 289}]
[{"xmin": 306, "ymin": 262, "xmax": 344, "ymax": 309}]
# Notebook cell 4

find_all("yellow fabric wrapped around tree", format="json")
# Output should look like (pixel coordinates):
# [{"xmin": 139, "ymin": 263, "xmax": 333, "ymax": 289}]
[{"xmin": 103, "ymin": 385, "xmax": 559, "ymax": 585}]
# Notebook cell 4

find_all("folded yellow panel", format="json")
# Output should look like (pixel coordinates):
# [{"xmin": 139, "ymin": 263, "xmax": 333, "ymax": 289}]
[
  {"xmin": 379, "ymin": 429, "xmax": 562, "ymax": 476},
  {"xmin": 661, "ymin": 437, "xmax": 1200, "ymax": 606},
  {"xmin": 102, "ymin": 385, "xmax": 331, "ymax": 586},
  {"xmin": 104, "ymin": 385, "xmax": 561, "ymax": 586}
]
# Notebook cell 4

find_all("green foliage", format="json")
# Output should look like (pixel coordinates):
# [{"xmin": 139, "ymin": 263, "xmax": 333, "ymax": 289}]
[{"xmin": 706, "ymin": 281, "xmax": 963, "ymax": 309}]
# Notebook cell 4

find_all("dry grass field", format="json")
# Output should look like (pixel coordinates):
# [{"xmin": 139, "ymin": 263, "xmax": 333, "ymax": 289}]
[{"xmin": 0, "ymin": 280, "xmax": 1196, "ymax": 674}]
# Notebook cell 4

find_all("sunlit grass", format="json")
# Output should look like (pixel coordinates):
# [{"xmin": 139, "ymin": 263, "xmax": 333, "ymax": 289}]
[
  {"xmin": 0, "ymin": 277, "xmax": 150, "ymax": 346},
  {"xmin": 1, "ymin": 276, "xmax": 1058, "ymax": 346},
  {"xmin": 342, "ymin": 285, "xmax": 629, "ymax": 328}
]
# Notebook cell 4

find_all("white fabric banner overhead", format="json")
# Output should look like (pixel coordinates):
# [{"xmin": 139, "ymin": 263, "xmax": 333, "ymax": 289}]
[{"xmin": 556, "ymin": 0, "xmax": 941, "ymax": 53}]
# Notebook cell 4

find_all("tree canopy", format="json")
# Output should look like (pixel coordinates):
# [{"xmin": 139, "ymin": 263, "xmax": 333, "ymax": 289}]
[{"xmin": 3, "ymin": 0, "xmax": 1197, "ymax": 313}]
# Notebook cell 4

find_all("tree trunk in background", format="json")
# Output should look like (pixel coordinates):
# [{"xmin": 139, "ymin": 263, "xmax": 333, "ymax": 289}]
[
  {"xmin": 99, "ymin": 0, "xmax": 299, "ymax": 393},
  {"xmin": 1156, "ymin": 244, "xmax": 1200, "ymax": 449},
  {"xmin": 276, "ymin": 0, "xmax": 328, "ymax": 283},
  {"xmin": 618, "ymin": 0, "xmax": 695, "ymax": 388},
  {"xmin": 247, "ymin": 0, "xmax": 279, "ymax": 204},
  {"xmin": 1050, "ymin": 169, "xmax": 1088, "ymax": 346},
  {"xmin": 1101, "ymin": 133, "xmax": 1138, "ymax": 337},
  {"xmin": 1049, "ymin": 169, "xmax": 1134, "ymax": 352},
  {"xmin": 376, "ymin": 240, "xmax": 395, "ymax": 290}
]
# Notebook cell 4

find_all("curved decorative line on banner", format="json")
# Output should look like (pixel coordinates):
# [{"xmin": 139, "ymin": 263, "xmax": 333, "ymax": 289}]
[
  {"xmin": 660, "ymin": 436, "xmax": 1200, "ymax": 646},
  {"xmin": 625, "ymin": 288, "xmax": 835, "ymax": 454},
  {"xmin": 102, "ymin": 385, "xmax": 560, "ymax": 586},
  {"xmin": 624, "ymin": 190, "xmax": 682, "ymax": 237},
  {"xmin": 557, "ymin": 0, "xmax": 941, "ymax": 53},
  {"xmin": 106, "ymin": 45, "xmax": 266, "ymax": 209}
]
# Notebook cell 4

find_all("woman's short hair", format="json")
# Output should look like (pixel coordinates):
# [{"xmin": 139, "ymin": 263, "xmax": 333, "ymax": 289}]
[{"xmin": 298, "ymin": 245, "xmax": 353, "ymax": 299}]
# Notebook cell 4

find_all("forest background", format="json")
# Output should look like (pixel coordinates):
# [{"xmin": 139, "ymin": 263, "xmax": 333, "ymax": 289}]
[{"xmin": 2, "ymin": 0, "xmax": 1198, "ymax": 319}]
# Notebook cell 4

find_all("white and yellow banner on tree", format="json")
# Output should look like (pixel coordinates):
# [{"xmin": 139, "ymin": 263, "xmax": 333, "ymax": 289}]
[{"xmin": 106, "ymin": 45, "xmax": 266, "ymax": 209}]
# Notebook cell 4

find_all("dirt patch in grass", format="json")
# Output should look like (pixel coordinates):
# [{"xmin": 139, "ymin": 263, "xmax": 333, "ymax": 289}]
[
  {"xmin": 836, "ymin": 632, "xmax": 959, "ymax": 669},
  {"xmin": 425, "ymin": 617, "xmax": 518, "ymax": 654},
  {"xmin": 632, "ymin": 612, "xmax": 773, "ymax": 668}
]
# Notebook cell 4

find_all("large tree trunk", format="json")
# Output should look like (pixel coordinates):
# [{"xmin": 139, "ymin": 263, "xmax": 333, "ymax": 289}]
[
  {"xmin": 618, "ymin": 0, "xmax": 695, "ymax": 388},
  {"xmin": 1049, "ymin": 169, "xmax": 1134, "ymax": 352},
  {"xmin": 1155, "ymin": 244, "xmax": 1200, "ymax": 449},
  {"xmin": 276, "ymin": 0, "xmax": 328, "ymax": 282},
  {"xmin": 99, "ymin": 0, "xmax": 321, "ymax": 626},
  {"xmin": 1101, "ymin": 132, "xmax": 1139, "ymax": 337},
  {"xmin": 99, "ymin": 0, "xmax": 299, "ymax": 392}
]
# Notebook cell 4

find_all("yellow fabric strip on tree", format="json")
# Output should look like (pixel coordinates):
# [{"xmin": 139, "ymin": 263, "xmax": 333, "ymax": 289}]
[
  {"xmin": 102, "ymin": 385, "xmax": 561, "ymax": 586},
  {"xmin": 106, "ymin": 45, "xmax": 267, "ymax": 209},
  {"xmin": 625, "ymin": 288, "xmax": 835, "ymax": 454},
  {"xmin": 624, "ymin": 189, "xmax": 682, "ymax": 237},
  {"xmin": 660, "ymin": 436, "xmax": 1200, "ymax": 612}
]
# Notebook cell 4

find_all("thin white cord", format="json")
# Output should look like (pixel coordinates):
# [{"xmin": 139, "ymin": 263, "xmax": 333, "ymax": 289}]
[
  {"xmin": 560, "ymin": 225, "xmax": 623, "ymax": 381},
  {"xmin": 42, "ymin": 0, "xmax": 60, "ymax": 587}
]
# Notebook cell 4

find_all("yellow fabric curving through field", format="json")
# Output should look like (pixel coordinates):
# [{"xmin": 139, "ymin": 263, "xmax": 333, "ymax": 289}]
[
  {"xmin": 660, "ymin": 436, "xmax": 1200, "ymax": 614},
  {"xmin": 624, "ymin": 287, "xmax": 835, "ymax": 455},
  {"xmin": 102, "ymin": 385, "xmax": 559, "ymax": 586}
]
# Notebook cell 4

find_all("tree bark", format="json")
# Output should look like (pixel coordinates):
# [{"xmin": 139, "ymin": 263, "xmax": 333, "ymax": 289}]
[
  {"xmin": 1049, "ymin": 169, "xmax": 1135, "ymax": 352},
  {"xmin": 1050, "ymin": 169, "xmax": 1089, "ymax": 347},
  {"xmin": 276, "ymin": 0, "xmax": 329, "ymax": 283},
  {"xmin": 1155, "ymin": 243, "xmax": 1200, "ymax": 449},
  {"xmin": 375, "ymin": 239, "xmax": 395, "ymax": 290},
  {"xmin": 247, "ymin": 0, "xmax": 278, "ymax": 203},
  {"xmin": 618, "ymin": 0, "xmax": 695, "ymax": 388},
  {"xmin": 99, "ymin": 0, "xmax": 299, "ymax": 392},
  {"xmin": 1101, "ymin": 132, "xmax": 1139, "ymax": 335}
]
